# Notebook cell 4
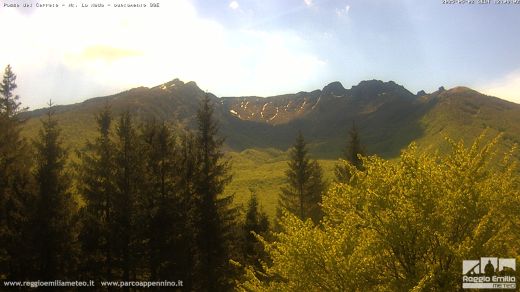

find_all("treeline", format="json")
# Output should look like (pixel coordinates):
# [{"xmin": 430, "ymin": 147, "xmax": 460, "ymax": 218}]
[
  {"xmin": 0, "ymin": 66, "xmax": 270, "ymax": 290},
  {"xmin": 4, "ymin": 63, "xmax": 515, "ymax": 291}
]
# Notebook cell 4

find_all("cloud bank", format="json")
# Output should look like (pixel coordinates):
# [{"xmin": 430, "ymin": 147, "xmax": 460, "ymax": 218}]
[{"xmin": 0, "ymin": 0, "xmax": 326, "ymax": 109}]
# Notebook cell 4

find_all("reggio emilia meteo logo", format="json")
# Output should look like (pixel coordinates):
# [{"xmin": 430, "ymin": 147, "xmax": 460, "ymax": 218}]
[{"xmin": 462, "ymin": 257, "xmax": 516, "ymax": 289}]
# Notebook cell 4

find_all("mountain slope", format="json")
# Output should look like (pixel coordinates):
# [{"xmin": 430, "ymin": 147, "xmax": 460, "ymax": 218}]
[
  {"xmin": 415, "ymin": 87, "xmax": 520, "ymax": 154},
  {"xmin": 20, "ymin": 79, "xmax": 520, "ymax": 160}
]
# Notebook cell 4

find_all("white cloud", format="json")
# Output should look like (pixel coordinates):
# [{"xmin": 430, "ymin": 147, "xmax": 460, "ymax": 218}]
[
  {"xmin": 0, "ymin": 0, "xmax": 326, "ymax": 109},
  {"xmin": 304, "ymin": 0, "xmax": 313, "ymax": 7},
  {"xmin": 336, "ymin": 5, "xmax": 350, "ymax": 17},
  {"xmin": 229, "ymin": 1, "xmax": 239, "ymax": 10},
  {"xmin": 478, "ymin": 70, "xmax": 520, "ymax": 104}
]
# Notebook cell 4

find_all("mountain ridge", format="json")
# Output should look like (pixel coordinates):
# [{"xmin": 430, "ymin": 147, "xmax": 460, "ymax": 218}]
[{"xmin": 20, "ymin": 78, "xmax": 520, "ymax": 159}]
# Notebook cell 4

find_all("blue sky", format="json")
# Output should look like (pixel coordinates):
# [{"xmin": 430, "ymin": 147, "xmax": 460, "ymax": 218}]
[{"xmin": 1, "ymin": 0, "xmax": 520, "ymax": 109}]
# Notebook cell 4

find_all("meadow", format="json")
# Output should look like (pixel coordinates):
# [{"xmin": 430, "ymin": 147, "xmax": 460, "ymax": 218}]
[{"xmin": 226, "ymin": 148, "xmax": 338, "ymax": 219}]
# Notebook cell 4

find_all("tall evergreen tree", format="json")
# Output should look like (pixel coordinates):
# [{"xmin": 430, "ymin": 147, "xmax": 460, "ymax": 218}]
[
  {"xmin": 32, "ymin": 101, "xmax": 77, "ymax": 279},
  {"xmin": 0, "ymin": 65, "xmax": 25, "ymax": 116},
  {"xmin": 243, "ymin": 191, "xmax": 269, "ymax": 270},
  {"xmin": 140, "ymin": 119, "xmax": 179, "ymax": 280},
  {"xmin": 192, "ymin": 94, "xmax": 238, "ymax": 290},
  {"xmin": 335, "ymin": 121, "xmax": 365, "ymax": 182},
  {"xmin": 0, "ymin": 65, "xmax": 34, "ymax": 280},
  {"xmin": 77, "ymin": 105, "xmax": 116, "ymax": 280},
  {"xmin": 112, "ymin": 111, "xmax": 145, "ymax": 281},
  {"xmin": 176, "ymin": 131, "xmax": 200, "ymax": 289},
  {"xmin": 278, "ymin": 132, "xmax": 326, "ymax": 224}
]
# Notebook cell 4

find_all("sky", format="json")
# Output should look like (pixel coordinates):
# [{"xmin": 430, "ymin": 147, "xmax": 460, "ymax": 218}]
[{"xmin": 1, "ymin": 0, "xmax": 520, "ymax": 109}]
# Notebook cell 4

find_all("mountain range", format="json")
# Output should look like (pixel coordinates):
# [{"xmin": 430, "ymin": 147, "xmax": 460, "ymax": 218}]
[{"xmin": 20, "ymin": 78, "xmax": 520, "ymax": 159}]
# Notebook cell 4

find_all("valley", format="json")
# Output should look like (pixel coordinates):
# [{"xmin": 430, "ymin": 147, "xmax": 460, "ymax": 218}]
[{"xmin": 18, "ymin": 78, "xmax": 520, "ymax": 219}]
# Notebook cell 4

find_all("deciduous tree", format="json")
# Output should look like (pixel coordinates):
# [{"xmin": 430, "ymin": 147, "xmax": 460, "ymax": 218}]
[{"xmin": 241, "ymin": 134, "xmax": 520, "ymax": 291}]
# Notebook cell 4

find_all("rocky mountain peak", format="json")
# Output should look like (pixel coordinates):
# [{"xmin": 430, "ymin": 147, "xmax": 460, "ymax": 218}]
[{"xmin": 322, "ymin": 81, "xmax": 346, "ymax": 96}]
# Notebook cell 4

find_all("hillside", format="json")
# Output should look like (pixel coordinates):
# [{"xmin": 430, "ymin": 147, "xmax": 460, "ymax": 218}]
[
  {"xmin": 415, "ymin": 87, "xmax": 520, "ymax": 155},
  {"xmin": 16, "ymin": 78, "xmax": 520, "ymax": 219},
  {"xmin": 20, "ymin": 78, "xmax": 520, "ymax": 160}
]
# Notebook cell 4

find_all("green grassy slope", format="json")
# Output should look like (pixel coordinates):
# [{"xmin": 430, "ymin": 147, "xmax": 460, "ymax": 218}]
[
  {"xmin": 20, "ymin": 80, "xmax": 520, "ymax": 161},
  {"xmin": 20, "ymin": 80, "xmax": 206, "ymax": 152},
  {"xmin": 17, "ymin": 81, "xmax": 520, "ymax": 222},
  {"xmin": 225, "ymin": 148, "xmax": 338, "ymax": 219},
  {"xmin": 415, "ymin": 87, "xmax": 520, "ymax": 159}
]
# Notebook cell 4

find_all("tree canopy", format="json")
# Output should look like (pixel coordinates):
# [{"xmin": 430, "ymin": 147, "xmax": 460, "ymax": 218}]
[{"xmin": 240, "ymin": 134, "xmax": 520, "ymax": 291}]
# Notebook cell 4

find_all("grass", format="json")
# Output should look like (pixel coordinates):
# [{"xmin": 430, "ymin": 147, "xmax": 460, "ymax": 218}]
[{"xmin": 225, "ymin": 148, "xmax": 338, "ymax": 220}]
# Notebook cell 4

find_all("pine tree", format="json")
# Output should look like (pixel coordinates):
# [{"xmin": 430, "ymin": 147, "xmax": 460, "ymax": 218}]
[
  {"xmin": 32, "ymin": 101, "xmax": 77, "ymax": 279},
  {"xmin": 140, "ymin": 119, "xmax": 178, "ymax": 280},
  {"xmin": 112, "ymin": 111, "xmax": 145, "ymax": 281},
  {"xmin": 0, "ymin": 65, "xmax": 34, "ymax": 280},
  {"xmin": 77, "ymin": 105, "xmax": 116, "ymax": 280},
  {"xmin": 278, "ymin": 132, "xmax": 326, "ymax": 224},
  {"xmin": 175, "ymin": 131, "xmax": 200, "ymax": 289},
  {"xmin": 243, "ymin": 191, "xmax": 269, "ymax": 270},
  {"xmin": 335, "ymin": 121, "xmax": 365, "ymax": 182},
  {"xmin": 0, "ymin": 65, "xmax": 25, "ymax": 117},
  {"xmin": 192, "ymin": 94, "xmax": 238, "ymax": 290}
]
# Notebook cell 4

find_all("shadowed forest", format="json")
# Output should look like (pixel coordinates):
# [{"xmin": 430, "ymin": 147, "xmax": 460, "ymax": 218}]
[{"xmin": 1, "ymin": 64, "xmax": 520, "ymax": 291}]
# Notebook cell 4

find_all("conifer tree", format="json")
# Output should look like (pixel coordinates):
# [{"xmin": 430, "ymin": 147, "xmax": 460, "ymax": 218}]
[
  {"xmin": 0, "ymin": 65, "xmax": 34, "ymax": 280},
  {"xmin": 32, "ymin": 101, "xmax": 77, "ymax": 279},
  {"xmin": 0, "ymin": 65, "xmax": 25, "ymax": 117},
  {"xmin": 243, "ymin": 191, "xmax": 269, "ymax": 270},
  {"xmin": 112, "ymin": 111, "xmax": 145, "ymax": 281},
  {"xmin": 278, "ymin": 132, "xmax": 326, "ymax": 224},
  {"xmin": 175, "ymin": 131, "xmax": 200, "ymax": 289},
  {"xmin": 140, "ymin": 119, "xmax": 178, "ymax": 280},
  {"xmin": 77, "ymin": 105, "xmax": 116, "ymax": 280},
  {"xmin": 192, "ymin": 94, "xmax": 238, "ymax": 290},
  {"xmin": 335, "ymin": 121, "xmax": 365, "ymax": 182}
]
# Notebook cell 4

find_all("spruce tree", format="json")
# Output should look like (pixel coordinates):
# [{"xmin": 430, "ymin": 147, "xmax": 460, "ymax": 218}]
[
  {"xmin": 192, "ymin": 94, "xmax": 238, "ymax": 290},
  {"xmin": 0, "ymin": 65, "xmax": 25, "ymax": 116},
  {"xmin": 0, "ymin": 65, "xmax": 34, "ymax": 280},
  {"xmin": 77, "ymin": 105, "xmax": 116, "ymax": 280},
  {"xmin": 112, "ymin": 111, "xmax": 144, "ymax": 281},
  {"xmin": 278, "ymin": 132, "xmax": 326, "ymax": 224},
  {"xmin": 32, "ymin": 101, "xmax": 77, "ymax": 279},
  {"xmin": 140, "ymin": 119, "xmax": 178, "ymax": 280},
  {"xmin": 243, "ymin": 191, "xmax": 269, "ymax": 270},
  {"xmin": 176, "ymin": 131, "xmax": 200, "ymax": 289},
  {"xmin": 335, "ymin": 121, "xmax": 365, "ymax": 182}
]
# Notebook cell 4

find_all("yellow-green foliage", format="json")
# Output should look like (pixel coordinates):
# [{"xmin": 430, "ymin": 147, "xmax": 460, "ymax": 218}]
[{"xmin": 239, "ymin": 134, "xmax": 520, "ymax": 291}]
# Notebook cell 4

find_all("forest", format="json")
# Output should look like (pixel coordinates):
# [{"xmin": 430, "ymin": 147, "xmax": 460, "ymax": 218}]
[{"xmin": 1, "ymin": 63, "xmax": 519, "ymax": 291}]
